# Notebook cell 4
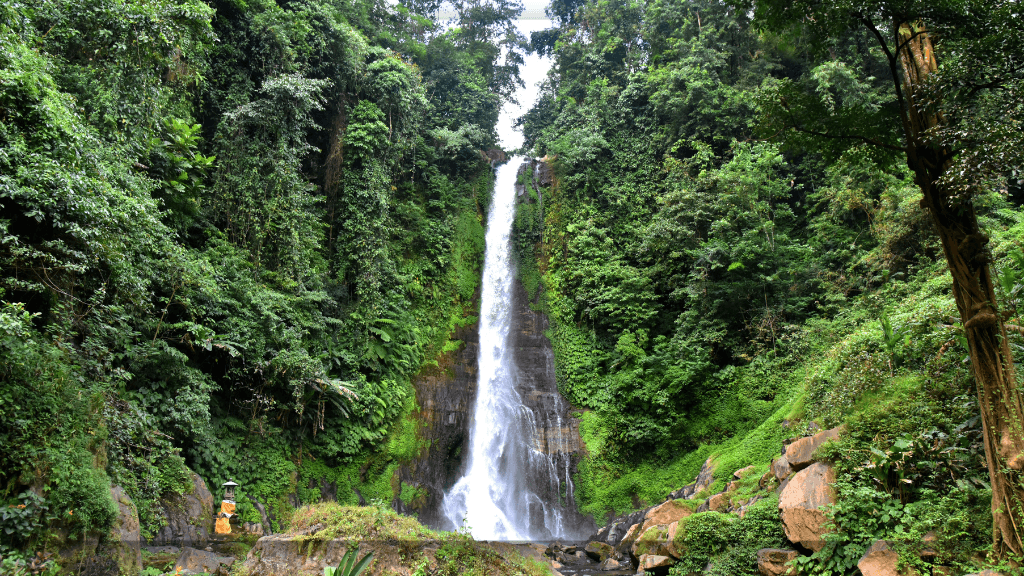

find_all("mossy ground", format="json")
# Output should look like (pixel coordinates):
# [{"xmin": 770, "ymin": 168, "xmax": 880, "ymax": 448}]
[{"xmin": 235, "ymin": 502, "xmax": 552, "ymax": 576}]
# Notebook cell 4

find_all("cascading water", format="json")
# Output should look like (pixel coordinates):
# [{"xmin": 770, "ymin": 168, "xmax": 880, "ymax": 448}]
[{"xmin": 441, "ymin": 157, "xmax": 579, "ymax": 541}]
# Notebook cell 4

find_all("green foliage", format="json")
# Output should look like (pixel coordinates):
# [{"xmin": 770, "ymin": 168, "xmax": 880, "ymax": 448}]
[
  {"xmin": 324, "ymin": 548, "xmax": 374, "ymax": 576},
  {"xmin": 668, "ymin": 512, "xmax": 734, "ymax": 575},
  {"xmin": 0, "ymin": 492, "xmax": 53, "ymax": 549},
  {"xmin": 2, "ymin": 0, "xmax": 521, "ymax": 550}
]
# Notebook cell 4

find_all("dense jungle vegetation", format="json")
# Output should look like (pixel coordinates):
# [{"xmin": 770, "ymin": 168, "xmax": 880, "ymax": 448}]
[
  {"xmin": 3, "ymin": 0, "xmax": 1024, "ymax": 573},
  {"xmin": 0, "ymin": 0, "xmax": 526, "ymax": 564},
  {"xmin": 513, "ymin": 0, "xmax": 1024, "ymax": 572}
]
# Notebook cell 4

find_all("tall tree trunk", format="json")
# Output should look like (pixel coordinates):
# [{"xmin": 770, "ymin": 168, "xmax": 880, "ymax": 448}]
[{"xmin": 897, "ymin": 22, "xmax": 1024, "ymax": 560}]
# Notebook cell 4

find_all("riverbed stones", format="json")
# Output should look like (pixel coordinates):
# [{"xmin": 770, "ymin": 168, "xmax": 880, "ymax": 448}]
[
  {"xmin": 778, "ymin": 462, "xmax": 835, "ymax": 551},
  {"xmin": 757, "ymin": 548, "xmax": 799, "ymax": 576},
  {"xmin": 600, "ymin": 557, "xmax": 622, "ymax": 571},
  {"xmin": 785, "ymin": 427, "xmax": 842, "ymax": 470}
]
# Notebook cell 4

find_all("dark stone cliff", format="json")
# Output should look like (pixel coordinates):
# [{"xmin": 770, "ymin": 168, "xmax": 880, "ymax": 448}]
[{"xmin": 395, "ymin": 319, "xmax": 479, "ymax": 529}]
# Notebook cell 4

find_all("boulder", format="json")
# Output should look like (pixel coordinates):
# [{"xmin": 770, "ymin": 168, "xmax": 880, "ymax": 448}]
[
  {"xmin": 760, "ymin": 471, "xmax": 775, "ymax": 489},
  {"xmin": 757, "ymin": 549, "xmax": 799, "ymax": 576},
  {"xmin": 857, "ymin": 541, "xmax": 920, "ymax": 576},
  {"xmin": 605, "ymin": 521, "xmax": 631, "ymax": 546},
  {"xmin": 615, "ymin": 523, "xmax": 643, "ymax": 560},
  {"xmin": 102, "ymin": 485, "xmax": 142, "ymax": 576},
  {"xmin": 585, "ymin": 541, "xmax": 615, "ymax": 562},
  {"xmin": 174, "ymin": 547, "xmax": 236, "ymax": 576},
  {"xmin": 633, "ymin": 525, "xmax": 673, "ymax": 558},
  {"xmin": 772, "ymin": 456, "xmax": 792, "ymax": 481},
  {"xmin": 591, "ymin": 508, "xmax": 648, "ymax": 546},
  {"xmin": 150, "ymin": 471, "xmax": 215, "ymax": 548},
  {"xmin": 785, "ymin": 427, "xmax": 842, "ymax": 471},
  {"xmin": 733, "ymin": 465, "xmax": 756, "ymax": 479},
  {"xmin": 663, "ymin": 522, "xmax": 682, "ymax": 558},
  {"xmin": 708, "ymin": 493, "xmax": 729, "ymax": 512},
  {"xmin": 694, "ymin": 458, "xmax": 715, "ymax": 493},
  {"xmin": 600, "ymin": 557, "xmax": 622, "ymax": 571},
  {"xmin": 778, "ymin": 462, "xmax": 835, "ymax": 552},
  {"xmin": 638, "ymin": 554, "xmax": 675, "ymax": 575},
  {"xmin": 641, "ymin": 500, "xmax": 694, "ymax": 532}
]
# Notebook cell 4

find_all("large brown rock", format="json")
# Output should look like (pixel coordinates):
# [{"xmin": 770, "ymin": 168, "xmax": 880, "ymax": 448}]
[
  {"xmin": 857, "ymin": 541, "xmax": 920, "ymax": 576},
  {"xmin": 757, "ymin": 548, "xmax": 799, "ymax": 576},
  {"xmin": 663, "ymin": 522, "xmax": 682, "ymax": 558},
  {"xmin": 708, "ymin": 493, "xmax": 730, "ymax": 512},
  {"xmin": 638, "ymin": 554, "xmax": 675, "ymax": 574},
  {"xmin": 641, "ymin": 500, "xmax": 694, "ymax": 532},
  {"xmin": 150, "ymin": 471, "xmax": 215, "ymax": 548},
  {"xmin": 778, "ymin": 462, "xmax": 835, "ymax": 552},
  {"xmin": 785, "ymin": 427, "xmax": 842, "ymax": 470}
]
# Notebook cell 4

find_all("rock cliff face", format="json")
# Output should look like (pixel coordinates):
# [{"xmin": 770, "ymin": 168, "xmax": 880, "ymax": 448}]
[
  {"xmin": 508, "ymin": 272, "xmax": 593, "ymax": 536},
  {"xmin": 395, "ymin": 320, "xmax": 479, "ymax": 529}
]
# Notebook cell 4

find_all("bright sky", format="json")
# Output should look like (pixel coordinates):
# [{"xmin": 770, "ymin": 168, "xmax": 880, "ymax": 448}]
[
  {"xmin": 496, "ymin": 17, "xmax": 553, "ymax": 150},
  {"xmin": 435, "ymin": 1, "xmax": 551, "ymax": 19}
]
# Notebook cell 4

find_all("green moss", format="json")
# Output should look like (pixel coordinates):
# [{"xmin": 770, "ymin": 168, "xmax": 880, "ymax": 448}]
[{"xmin": 633, "ymin": 524, "xmax": 670, "ymax": 556}]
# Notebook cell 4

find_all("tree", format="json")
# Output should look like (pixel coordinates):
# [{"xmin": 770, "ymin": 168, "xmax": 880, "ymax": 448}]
[{"xmin": 752, "ymin": 0, "xmax": 1024, "ymax": 559}]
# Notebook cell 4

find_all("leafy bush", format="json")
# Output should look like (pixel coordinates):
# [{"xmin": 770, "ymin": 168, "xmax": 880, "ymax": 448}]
[{"xmin": 667, "ymin": 511, "xmax": 734, "ymax": 575}]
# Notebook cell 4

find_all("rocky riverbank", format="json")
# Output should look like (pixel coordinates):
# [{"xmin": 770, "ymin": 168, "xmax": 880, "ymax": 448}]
[{"xmin": 554, "ymin": 425, "xmax": 1002, "ymax": 576}]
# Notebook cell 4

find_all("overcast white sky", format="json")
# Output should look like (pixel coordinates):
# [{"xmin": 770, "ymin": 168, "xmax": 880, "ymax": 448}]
[
  {"xmin": 496, "ymin": 18, "xmax": 552, "ymax": 150},
  {"xmin": 435, "ymin": 0, "xmax": 551, "ymax": 19}
]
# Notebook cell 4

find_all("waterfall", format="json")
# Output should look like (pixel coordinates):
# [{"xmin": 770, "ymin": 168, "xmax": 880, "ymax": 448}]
[{"xmin": 441, "ymin": 157, "xmax": 578, "ymax": 541}]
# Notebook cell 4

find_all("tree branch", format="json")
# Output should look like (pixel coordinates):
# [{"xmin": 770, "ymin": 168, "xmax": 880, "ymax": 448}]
[{"xmin": 784, "ymin": 122, "xmax": 906, "ymax": 152}]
